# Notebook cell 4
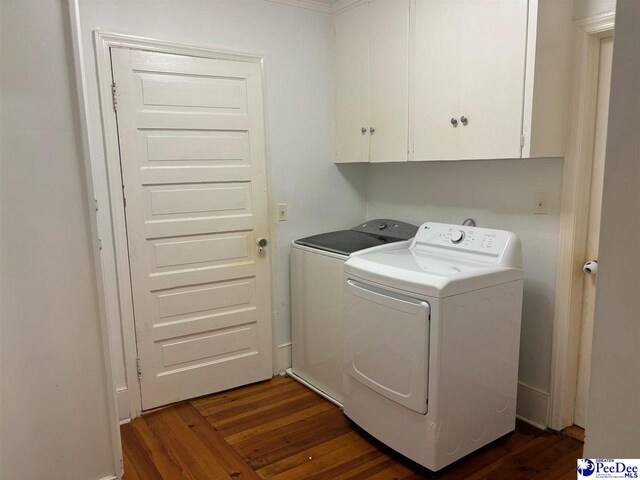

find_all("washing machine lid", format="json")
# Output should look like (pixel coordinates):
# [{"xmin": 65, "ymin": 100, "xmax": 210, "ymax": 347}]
[
  {"xmin": 294, "ymin": 219, "xmax": 418, "ymax": 256},
  {"xmin": 345, "ymin": 250, "xmax": 521, "ymax": 298},
  {"xmin": 294, "ymin": 230, "xmax": 392, "ymax": 256}
]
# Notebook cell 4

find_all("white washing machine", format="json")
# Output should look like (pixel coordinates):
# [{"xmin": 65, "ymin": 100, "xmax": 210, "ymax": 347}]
[
  {"xmin": 343, "ymin": 222, "xmax": 524, "ymax": 471},
  {"xmin": 287, "ymin": 219, "xmax": 418, "ymax": 405}
]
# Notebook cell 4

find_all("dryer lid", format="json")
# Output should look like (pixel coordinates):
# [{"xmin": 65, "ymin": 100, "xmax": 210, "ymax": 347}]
[
  {"xmin": 345, "ymin": 250, "xmax": 522, "ymax": 298},
  {"xmin": 344, "ymin": 223, "xmax": 523, "ymax": 298}
]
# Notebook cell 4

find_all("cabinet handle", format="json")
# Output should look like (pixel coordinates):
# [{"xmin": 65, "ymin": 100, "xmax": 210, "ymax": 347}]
[
  {"xmin": 361, "ymin": 127, "xmax": 367, "ymax": 134},
  {"xmin": 369, "ymin": 127, "xmax": 375, "ymax": 134},
  {"xmin": 460, "ymin": 116, "xmax": 468, "ymax": 125},
  {"xmin": 450, "ymin": 118, "xmax": 458, "ymax": 126}
]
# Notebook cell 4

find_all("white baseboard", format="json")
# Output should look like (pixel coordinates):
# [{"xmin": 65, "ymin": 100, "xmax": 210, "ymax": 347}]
[
  {"xmin": 516, "ymin": 381, "xmax": 550, "ymax": 428},
  {"xmin": 276, "ymin": 342, "xmax": 292, "ymax": 374},
  {"xmin": 116, "ymin": 386, "xmax": 130, "ymax": 423}
]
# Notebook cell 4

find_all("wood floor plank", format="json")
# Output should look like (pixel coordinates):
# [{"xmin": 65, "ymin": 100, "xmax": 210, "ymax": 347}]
[
  {"xmin": 303, "ymin": 450, "xmax": 388, "ymax": 480},
  {"xmin": 158, "ymin": 407, "xmax": 244, "ymax": 479},
  {"xmin": 233, "ymin": 406, "xmax": 351, "ymax": 468},
  {"xmin": 267, "ymin": 435, "xmax": 378, "ymax": 480},
  {"xmin": 363, "ymin": 462, "xmax": 417, "ymax": 480},
  {"xmin": 256, "ymin": 431, "xmax": 364, "ymax": 477},
  {"xmin": 129, "ymin": 416, "xmax": 185, "ymax": 479},
  {"xmin": 175, "ymin": 403, "xmax": 262, "ymax": 480},
  {"xmin": 213, "ymin": 393, "xmax": 326, "ymax": 438},
  {"xmin": 123, "ymin": 376, "xmax": 579, "ymax": 480},
  {"xmin": 144, "ymin": 411, "xmax": 212, "ymax": 480},
  {"xmin": 123, "ymin": 450, "xmax": 143, "ymax": 480},
  {"xmin": 190, "ymin": 376, "xmax": 290, "ymax": 412},
  {"xmin": 225, "ymin": 401, "xmax": 336, "ymax": 445},
  {"xmin": 121, "ymin": 422, "xmax": 164, "ymax": 480},
  {"xmin": 209, "ymin": 389, "xmax": 317, "ymax": 429},
  {"xmin": 197, "ymin": 380, "xmax": 308, "ymax": 418},
  {"xmin": 329, "ymin": 455, "xmax": 397, "ymax": 480},
  {"xmin": 467, "ymin": 434, "xmax": 566, "ymax": 480}
]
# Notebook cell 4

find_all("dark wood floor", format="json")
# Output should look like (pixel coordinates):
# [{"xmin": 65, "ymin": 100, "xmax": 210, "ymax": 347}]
[{"xmin": 122, "ymin": 376, "xmax": 583, "ymax": 479}]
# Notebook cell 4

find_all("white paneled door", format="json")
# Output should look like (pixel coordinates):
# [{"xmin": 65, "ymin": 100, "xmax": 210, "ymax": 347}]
[
  {"xmin": 111, "ymin": 48, "xmax": 273, "ymax": 410},
  {"xmin": 574, "ymin": 35, "xmax": 614, "ymax": 428}
]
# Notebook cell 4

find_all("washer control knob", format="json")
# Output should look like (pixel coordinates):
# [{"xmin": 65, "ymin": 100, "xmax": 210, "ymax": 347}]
[{"xmin": 451, "ymin": 230, "xmax": 465, "ymax": 244}]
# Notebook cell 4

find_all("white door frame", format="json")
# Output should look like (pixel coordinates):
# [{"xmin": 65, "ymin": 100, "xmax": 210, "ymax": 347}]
[
  {"xmin": 67, "ymin": 4, "xmax": 123, "ymax": 479},
  {"xmin": 549, "ymin": 13, "xmax": 615, "ymax": 431},
  {"xmin": 94, "ymin": 31, "xmax": 278, "ymax": 419}
]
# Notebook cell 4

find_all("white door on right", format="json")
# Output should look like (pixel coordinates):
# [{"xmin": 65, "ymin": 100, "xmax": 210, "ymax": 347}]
[{"xmin": 574, "ymin": 35, "xmax": 614, "ymax": 428}]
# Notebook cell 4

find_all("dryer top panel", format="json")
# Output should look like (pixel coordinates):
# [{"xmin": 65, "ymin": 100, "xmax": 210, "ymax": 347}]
[
  {"xmin": 345, "ymin": 222, "xmax": 523, "ymax": 298},
  {"xmin": 411, "ymin": 222, "xmax": 522, "ymax": 268}
]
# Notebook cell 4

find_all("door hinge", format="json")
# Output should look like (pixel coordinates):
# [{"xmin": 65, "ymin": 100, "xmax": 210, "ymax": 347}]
[
  {"xmin": 97, "ymin": 238, "xmax": 103, "ymax": 250},
  {"xmin": 136, "ymin": 357, "xmax": 142, "ymax": 378},
  {"xmin": 122, "ymin": 185, "xmax": 127, "ymax": 208},
  {"xmin": 520, "ymin": 134, "xmax": 525, "ymax": 148},
  {"xmin": 111, "ymin": 82, "xmax": 118, "ymax": 112},
  {"xmin": 94, "ymin": 198, "xmax": 99, "ymax": 212}
]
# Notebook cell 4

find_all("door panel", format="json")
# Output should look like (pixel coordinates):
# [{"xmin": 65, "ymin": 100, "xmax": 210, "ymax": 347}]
[
  {"xmin": 334, "ymin": 3, "xmax": 370, "ymax": 163},
  {"xmin": 345, "ymin": 279, "xmax": 430, "ymax": 414},
  {"xmin": 412, "ymin": 0, "xmax": 527, "ymax": 161},
  {"xmin": 413, "ymin": 0, "xmax": 462, "ymax": 160},
  {"xmin": 458, "ymin": 0, "xmax": 528, "ymax": 160},
  {"xmin": 369, "ymin": 0, "xmax": 409, "ymax": 162},
  {"xmin": 575, "ymin": 36, "xmax": 613, "ymax": 428},
  {"xmin": 111, "ymin": 48, "xmax": 272, "ymax": 410}
]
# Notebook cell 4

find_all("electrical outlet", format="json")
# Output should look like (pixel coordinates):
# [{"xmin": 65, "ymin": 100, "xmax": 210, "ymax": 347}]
[
  {"xmin": 277, "ymin": 203, "xmax": 288, "ymax": 221},
  {"xmin": 534, "ymin": 191, "xmax": 548, "ymax": 215}
]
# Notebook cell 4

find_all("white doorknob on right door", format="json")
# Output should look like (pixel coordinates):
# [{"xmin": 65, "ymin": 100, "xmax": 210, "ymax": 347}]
[
  {"xmin": 460, "ymin": 116, "xmax": 468, "ymax": 125},
  {"xmin": 583, "ymin": 260, "xmax": 598, "ymax": 275}
]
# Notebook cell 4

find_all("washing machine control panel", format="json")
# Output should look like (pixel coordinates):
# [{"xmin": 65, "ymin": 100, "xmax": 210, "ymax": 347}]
[{"xmin": 415, "ymin": 223, "xmax": 512, "ymax": 258}]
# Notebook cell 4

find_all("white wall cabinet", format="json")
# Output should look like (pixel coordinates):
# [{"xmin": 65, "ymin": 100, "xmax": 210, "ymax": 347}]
[
  {"xmin": 334, "ymin": 0, "xmax": 409, "ymax": 163},
  {"xmin": 333, "ymin": 0, "xmax": 572, "ymax": 163},
  {"xmin": 412, "ymin": 0, "xmax": 528, "ymax": 161}
]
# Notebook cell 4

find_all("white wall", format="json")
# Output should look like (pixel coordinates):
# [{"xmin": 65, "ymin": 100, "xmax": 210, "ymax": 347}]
[
  {"xmin": 366, "ymin": 159, "xmax": 564, "ymax": 421},
  {"xmin": 573, "ymin": 0, "xmax": 616, "ymax": 19},
  {"xmin": 0, "ymin": 0, "xmax": 116, "ymax": 478},
  {"xmin": 78, "ymin": 0, "xmax": 366, "ymax": 405},
  {"xmin": 584, "ymin": 0, "xmax": 640, "ymax": 457}
]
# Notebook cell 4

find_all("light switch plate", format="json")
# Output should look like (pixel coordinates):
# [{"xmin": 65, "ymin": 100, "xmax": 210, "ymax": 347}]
[
  {"xmin": 534, "ymin": 191, "xmax": 548, "ymax": 215},
  {"xmin": 277, "ymin": 203, "xmax": 287, "ymax": 221}
]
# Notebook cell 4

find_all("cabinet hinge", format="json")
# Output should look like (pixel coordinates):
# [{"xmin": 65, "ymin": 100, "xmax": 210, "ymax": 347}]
[
  {"xmin": 520, "ymin": 134, "xmax": 525, "ymax": 148},
  {"xmin": 111, "ymin": 82, "xmax": 118, "ymax": 112},
  {"xmin": 136, "ymin": 357, "xmax": 142, "ymax": 378},
  {"xmin": 97, "ymin": 238, "xmax": 103, "ymax": 250},
  {"xmin": 122, "ymin": 186, "xmax": 127, "ymax": 208},
  {"xmin": 94, "ymin": 198, "xmax": 99, "ymax": 212}
]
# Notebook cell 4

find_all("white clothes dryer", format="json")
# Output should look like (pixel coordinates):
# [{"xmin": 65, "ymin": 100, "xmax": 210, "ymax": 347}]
[{"xmin": 343, "ymin": 222, "xmax": 524, "ymax": 471}]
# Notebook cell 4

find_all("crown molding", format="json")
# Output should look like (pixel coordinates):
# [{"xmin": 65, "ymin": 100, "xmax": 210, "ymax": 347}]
[
  {"xmin": 330, "ymin": 0, "xmax": 363, "ymax": 14},
  {"xmin": 265, "ymin": 0, "xmax": 333, "ymax": 14}
]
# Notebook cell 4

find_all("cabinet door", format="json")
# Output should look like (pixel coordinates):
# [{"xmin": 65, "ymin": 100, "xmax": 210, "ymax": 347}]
[
  {"xmin": 458, "ymin": 0, "xmax": 528, "ymax": 160},
  {"xmin": 369, "ymin": 0, "xmax": 409, "ymax": 162},
  {"xmin": 334, "ymin": 4, "xmax": 370, "ymax": 163},
  {"xmin": 412, "ymin": 0, "xmax": 462, "ymax": 161}
]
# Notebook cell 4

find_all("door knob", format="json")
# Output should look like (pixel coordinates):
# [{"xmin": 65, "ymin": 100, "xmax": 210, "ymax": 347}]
[
  {"xmin": 369, "ymin": 127, "xmax": 375, "ymax": 134},
  {"xmin": 361, "ymin": 127, "xmax": 367, "ymax": 134},
  {"xmin": 451, "ymin": 118, "xmax": 458, "ymax": 126},
  {"xmin": 257, "ymin": 237, "xmax": 269, "ymax": 255},
  {"xmin": 460, "ymin": 116, "xmax": 468, "ymax": 125},
  {"xmin": 583, "ymin": 260, "xmax": 598, "ymax": 275}
]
